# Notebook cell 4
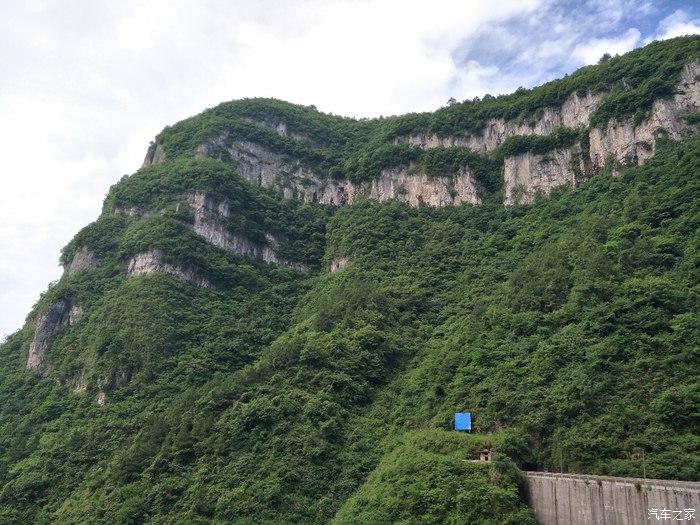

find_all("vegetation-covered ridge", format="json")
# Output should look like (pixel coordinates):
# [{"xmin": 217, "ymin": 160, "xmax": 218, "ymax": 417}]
[{"xmin": 149, "ymin": 36, "xmax": 699, "ymax": 187}]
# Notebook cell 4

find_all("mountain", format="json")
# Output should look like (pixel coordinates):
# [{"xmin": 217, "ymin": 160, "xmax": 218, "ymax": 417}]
[{"xmin": 0, "ymin": 36, "xmax": 698, "ymax": 524}]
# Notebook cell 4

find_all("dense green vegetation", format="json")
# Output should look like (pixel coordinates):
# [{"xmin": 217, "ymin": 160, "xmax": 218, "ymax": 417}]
[
  {"xmin": 0, "ymin": 133, "xmax": 697, "ymax": 523},
  {"xmin": 333, "ymin": 431, "xmax": 535, "ymax": 525},
  {"xmin": 153, "ymin": 37, "xmax": 698, "ymax": 184},
  {"xmin": 0, "ymin": 37, "xmax": 698, "ymax": 523}
]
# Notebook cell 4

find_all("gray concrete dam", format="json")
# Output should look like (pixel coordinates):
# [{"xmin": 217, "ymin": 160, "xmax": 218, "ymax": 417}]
[{"xmin": 523, "ymin": 471, "xmax": 700, "ymax": 524}]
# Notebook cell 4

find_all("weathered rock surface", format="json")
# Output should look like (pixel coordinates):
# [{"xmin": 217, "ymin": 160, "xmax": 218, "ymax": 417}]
[
  {"xmin": 27, "ymin": 298, "xmax": 72, "ymax": 370},
  {"xmin": 330, "ymin": 256, "xmax": 350, "ymax": 273},
  {"xmin": 64, "ymin": 371, "xmax": 87, "ymax": 393},
  {"xmin": 504, "ymin": 146, "xmax": 586, "ymax": 205},
  {"xmin": 589, "ymin": 60, "xmax": 700, "ymax": 169},
  {"xmin": 142, "ymin": 61, "xmax": 698, "ymax": 207},
  {"xmin": 196, "ymin": 139, "xmax": 480, "ymax": 207},
  {"xmin": 65, "ymin": 246, "xmax": 100, "ymax": 276},
  {"xmin": 397, "ymin": 90, "xmax": 604, "ymax": 154},
  {"xmin": 142, "ymin": 142, "xmax": 166, "ymax": 167},
  {"xmin": 127, "ymin": 249, "xmax": 213, "ymax": 288},
  {"xmin": 243, "ymin": 118, "xmax": 310, "ymax": 142},
  {"xmin": 187, "ymin": 192, "xmax": 309, "ymax": 272}
]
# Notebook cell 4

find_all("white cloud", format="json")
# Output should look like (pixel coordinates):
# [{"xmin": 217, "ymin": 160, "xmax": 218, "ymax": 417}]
[
  {"xmin": 647, "ymin": 9, "xmax": 700, "ymax": 43},
  {"xmin": 572, "ymin": 27, "xmax": 641, "ymax": 65}
]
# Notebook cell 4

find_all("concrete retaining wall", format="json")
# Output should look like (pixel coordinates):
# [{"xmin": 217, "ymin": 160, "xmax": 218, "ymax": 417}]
[{"xmin": 523, "ymin": 471, "xmax": 700, "ymax": 524}]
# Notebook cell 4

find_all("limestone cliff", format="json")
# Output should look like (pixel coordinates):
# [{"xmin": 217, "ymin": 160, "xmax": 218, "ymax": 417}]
[
  {"xmin": 127, "ymin": 249, "xmax": 213, "ymax": 289},
  {"xmin": 26, "ymin": 298, "xmax": 82, "ymax": 370},
  {"xmin": 589, "ymin": 61, "xmax": 700, "ymax": 169},
  {"xmin": 396, "ymin": 90, "xmax": 603, "ymax": 153},
  {"xmin": 142, "ymin": 59, "xmax": 698, "ymax": 207},
  {"xmin": 503, "ymin": 146, "xmax": 586, "ymax": 205},
  {"xmin": 187, "ymin": 192, "xmax": 309, "ymax": 273},
  {"xmin": 64, "ymin": 246, "xmax": 100, "ymax": 276},
  {"xmin": 193, "ymin": 139, "xmax": 480, "ymax": 207}
]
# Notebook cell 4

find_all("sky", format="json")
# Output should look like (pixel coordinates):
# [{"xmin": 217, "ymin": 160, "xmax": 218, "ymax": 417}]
[{"xmin": 1, "ymin": 0, "xmax": 699, "ymax": 339}]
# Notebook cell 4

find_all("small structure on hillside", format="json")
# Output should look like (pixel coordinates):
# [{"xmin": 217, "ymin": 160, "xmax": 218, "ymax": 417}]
[{"xmin": 479, "ymin": 448, "xmax": 492, "ymax": 462}]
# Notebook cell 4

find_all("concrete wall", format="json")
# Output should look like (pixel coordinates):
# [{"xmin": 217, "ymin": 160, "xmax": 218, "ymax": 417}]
[{"xmin": 523, "ymin": 471, "xmax": 700, "ymax": 525}]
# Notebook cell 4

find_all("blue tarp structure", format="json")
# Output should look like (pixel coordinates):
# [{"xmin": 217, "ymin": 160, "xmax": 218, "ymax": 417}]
[{"xmin": 454, "ymin": 412, "xmax": 472, "ymax": 431}]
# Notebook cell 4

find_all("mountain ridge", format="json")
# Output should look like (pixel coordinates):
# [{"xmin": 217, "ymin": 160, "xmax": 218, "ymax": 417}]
[{"xmin": 0, "ymin": 36, "xmax": 698, "ymax": 524}]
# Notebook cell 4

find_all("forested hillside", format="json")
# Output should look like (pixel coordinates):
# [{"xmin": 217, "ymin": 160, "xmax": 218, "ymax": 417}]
[{"xmin": 0, "ymin": 37, "xmax": 698, "ymax": 524}]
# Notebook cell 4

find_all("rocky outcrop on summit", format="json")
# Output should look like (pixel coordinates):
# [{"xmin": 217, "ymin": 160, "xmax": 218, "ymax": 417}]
[
  {"xmin": 396, "ymin": 90, "xmax": 604, "ymax": 154},
  {"xmin": 27, "ymin": 298, "xmax": 77, "ymax": 370},
  {"xmin": 64, "ymin": 246, "xmax": 100, "ymax": 276},
  {"xmin": 187, "ymin": 192, "xmax": 309, "ymax": 272},
  {"xmin": 589, "ymin": 61, "xmax": 700, "ymax": 169},
  {"xmin": 196, "ymin": 139, "xmax": 480, "ymax": 206},
  {"xmin": 127, "ymin": 250, "xmax": 213, "ymax": 288}
]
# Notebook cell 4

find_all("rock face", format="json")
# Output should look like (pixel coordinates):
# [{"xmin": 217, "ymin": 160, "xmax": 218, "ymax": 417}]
[
  {"xmin": 65, "ymin": 246, "xmax": 100, "ymax": 276},
  {"xmin": 196, "ymin": 139, "xmax": 480, "ymax": 207},
  {"xmin": 243, "ymin": 118, "xmax": 310, "ymax": 142},
  {"xmin": 397, "ymin": 90, "xmax": 604, "ymax": 154},
  {"xmin": 330, "ymin": 256, "xmax": 350, "ymax": 273},
  {"xmin": 127, "ymin": 249, "xmax": 213, "ymax": 288},
  {"xmin": 27, "ymin": 298, "xmax": 72, "ymax": 370},
  {"xmin": 589, "ymin": 61, "xmax": 700, "ymax": 169},
  {"xmin": 187, "ymin": 192, "xmax": 309, "ymax": 272},
  {"xmin": 503, "ymin": 146, "xmax": 586, "ymax": 205},
  {"xmin": 142, "ymin": 142, "xmax": 166, "ymax": 167},
  {"xmin": 142, "ymin": 61, "xmax": 698, "ymax": 207}
]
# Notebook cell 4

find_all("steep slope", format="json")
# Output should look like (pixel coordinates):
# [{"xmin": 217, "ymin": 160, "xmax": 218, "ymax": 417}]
[
  {"xmin": 145, "ymin": 37, "xmax": 699, "ymax": 206},
  {"xmin": 0, "ymin": 37, "xmax": 698, "ymax": 524}
]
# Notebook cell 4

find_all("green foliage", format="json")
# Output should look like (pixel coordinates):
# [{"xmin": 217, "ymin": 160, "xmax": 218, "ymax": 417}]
[
  {"xmin": 0, "ymin": 39, "xmax": 698, "ymax": 523},
  {"xmin": 332, "ymin": 430, "xmax": 536, "ymax": 525}
]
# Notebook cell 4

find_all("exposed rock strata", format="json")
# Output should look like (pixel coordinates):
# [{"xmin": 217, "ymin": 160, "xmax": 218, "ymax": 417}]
[
  {"xmin": 397, "ymin": 90, "xmax": 603, "ymax": 153},
  {"xmin": 142, "ymin": 142, "xmax": 165, "ymax": 167},
  {"xmin": 27, "ymin": 298, "xmax": 72, "ymax": 370},
  {"xmin": 142, "ymin": 61, "xmax": 698, "ymax": 207},
  {"xmin": 242, "ymin": 118, "xmax": 310, "ymax": 142},
  {"xmin": 65, "ymin": 246, "xmax": 100, "ymax": 276},
  {"xmin": 589, "ymin": 61, "xmax": 700, "ymax": 169},
  {"xmin": 330, "ymin": 256, "xmax": 350, "ymax": 273},
  {"xmin": 503, "ymin": 146, "xmax": 586, "ymax": 205},
  {"xmin": 187, "ymin": 192, "xmax": 309, "ymax": 272},
  {"xmin": 196, "ymin": 139, "xmax": 480, "ymax": 207},
  {"xmin": 127, "ymin": 249, "xmax": 213, "ymax": 288}
]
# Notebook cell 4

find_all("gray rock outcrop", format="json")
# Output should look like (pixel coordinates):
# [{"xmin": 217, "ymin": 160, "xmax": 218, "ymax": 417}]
[
  {"xmin": 589, "ymin": 61, "xmax": 700, "ymax": 169},
  {"xmin": 27, "ymin": 298, "xmax": 72, "ymax": 370},
  {"xmin": 65, "ymin": 246, "xmax": 100, "ymax": 276},
  {"xmin": 127, "ymin": 249, "xmax": 213, "ymax": 288},
  {"xmin": 141, "ymin": 60, "xmax": 699, "ymax": 207},
  {"xmin": 397, "ymin": 90, "xmax": 603, "ymax": 154},
  {"xmin": 503, "ymin": 146, "xmax": 586, "ymax": 205},
  {"xmin": 187, "ymin": 192, "xmax": 309, "ymax": 272},
  {"xmin": 330, "ymin": 256, "xmax": 350, "ymax": 273},
  {"xmin": 196, "ymin": 140, "xmax": 480, "ymax": 206}
]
